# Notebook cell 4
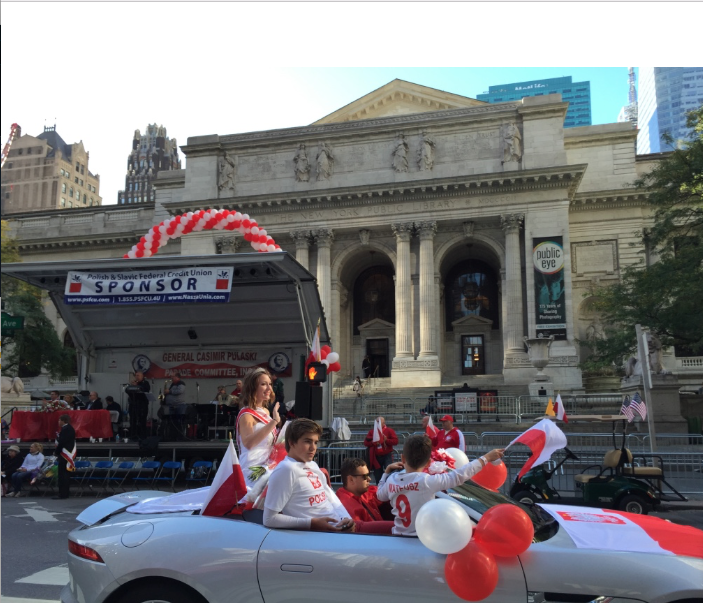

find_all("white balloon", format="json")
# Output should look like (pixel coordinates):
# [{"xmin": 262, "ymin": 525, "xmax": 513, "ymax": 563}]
[
  {"xmin": 267, "ymin": 244, "xmax": 276, "ymax": 252},
  {"xmin": 444, "ymin": 448, "xmax": 470, "ymax": 467},
  {"xmin": 226, "ymin": 214, "xmax": 235, "ymax": 223},
  {"xmin": 259, "ymin": 228, "xmax": 267, "ymax": 237},
  {"xmin": 234, "ymin": 212, "xmax": 242, "ymax": 220},
  {"xmin": 251, "ymin": 226, "xmax": 259, "ymax": 236},
  {"xmin": 321, "ymin": 359, "xmax": 330, "ymax": 367},
  {"xmin": 327, "ymin": 352, "xmax": 339, "ymax": 364},
  {"xmin": 415, "ymin": 499, "xmax": 473, "ymax": 555}
]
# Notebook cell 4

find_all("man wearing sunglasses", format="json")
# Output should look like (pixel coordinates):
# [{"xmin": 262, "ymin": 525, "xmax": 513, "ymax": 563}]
[{"xmin": 337, "ymin": 457, "xmax": 394, "ymax": 534}]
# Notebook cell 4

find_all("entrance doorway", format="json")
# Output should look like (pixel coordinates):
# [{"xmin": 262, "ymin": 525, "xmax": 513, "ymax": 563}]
[
  {"xmin": 366, "ymin": 338, "xmax": 389, "ymax": 378},
  {"xmin": 461, "ymin": 335, "xmax": 485, "ymax": 375}
]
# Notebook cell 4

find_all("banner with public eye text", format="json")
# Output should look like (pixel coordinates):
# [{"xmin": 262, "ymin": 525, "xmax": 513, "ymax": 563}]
[
  {"xmin": 64, "ymin": 267, "xmax": 233, "ymax": 305},
  {"xmin": 533, "ymin": 237, "xmax": 567, "ymax": 340}
]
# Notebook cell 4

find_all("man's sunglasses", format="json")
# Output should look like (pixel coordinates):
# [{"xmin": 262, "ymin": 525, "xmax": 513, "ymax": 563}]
[{"xmin": 352, "ymin": 473, "xmax": 372, "ymax": 480}]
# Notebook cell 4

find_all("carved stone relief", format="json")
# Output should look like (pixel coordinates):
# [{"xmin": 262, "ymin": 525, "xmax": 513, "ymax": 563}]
[
  {"xmin": 391, "ymin": 133, "xmax": 409, "ymax": 173},
  {"xmin": 218, "ymin": 151, "xmax": 236, "ymax": 193},
  {"xmin": 293, "ymin": 143, "xmax": 310, "ymax": 182},
  {"xmin": 417, "ymin": 131, "xmax": 436, "ymax": 171},
  {"xmin": 316, "ymin": 143, "xmax": 334, "ymax": 181},
  {"xmin": 502, "ymin": 122, "xmax": 522, "ymax": 163},
  {"xmin": 358, "ymin": 229, "xmax": 371, "ymax": 246}
]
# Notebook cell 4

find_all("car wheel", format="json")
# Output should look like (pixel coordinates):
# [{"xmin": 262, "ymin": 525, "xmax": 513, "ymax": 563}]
[
  {"xmin": 618, "ymin": 494, "xmax": 649, "ymax": 515},
  {"xmin": 114, "ymin": 581, "xmax": 207, "ymax": 603},
  {"xmin": 512, "ymin": 489, "xmax": 540, "ymax": 505}
]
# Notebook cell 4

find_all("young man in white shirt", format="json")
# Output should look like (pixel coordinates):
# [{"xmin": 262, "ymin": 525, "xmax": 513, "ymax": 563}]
[
  {"xmin": 377, "ymin": 434, "xmax": 504, "ymax": 536},
  {"xmin": 264, "ymin": 418, "xmax": 355, "ymax": 532}
]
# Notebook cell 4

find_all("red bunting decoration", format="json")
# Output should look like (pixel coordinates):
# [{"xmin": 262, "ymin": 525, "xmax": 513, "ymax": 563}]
[{"xmin": 122, "ymin": 209, "xmax": 282, "ymax": 259}]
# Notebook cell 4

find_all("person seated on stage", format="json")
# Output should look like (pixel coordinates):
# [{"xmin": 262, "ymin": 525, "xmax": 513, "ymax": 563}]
[
  {"xmin": 422, "ymin": 414, "xmax": 464, "ymax": 451},
  {"xmin": 263, "ymin": 418, "xmax": 355, "ymax": 532},
  {"xmin": 85, "ymin": 391, "xmax": 103, "ymax": 411},
  {"xmin": 105, "ymin": 396, "xmax": 121, "ymax": 414},
  {"xmin": 64, "ymin": 394, "xmax": 84, "ymax": 411},
  {"xmin": 7, "ymin": 443, "xmax": 45, "ymax": 498},
  {"xmin": 41, "ymin": 391, "xmax": 71, "ymax": 412},
  {"xmin": 230, "ymin": 379, "xmax": 243, "ymax": 397},
  {"xmin": 215, "ymin": 385, "xmax": 234, "ymax": 405},
  {"xmin": 377, "ymin": 435, "xmax": 504, "ymax": 536},
  {"xmin": 337, "ymin": 458, "xmax": 394, "ymax": 533},
  {"xmin": 163, "ymin": 373, "xmax": 186, "ymax": 415},
  {"xmin": 2, "ymin": 445, "xmax": 24, "ymax": 497}
]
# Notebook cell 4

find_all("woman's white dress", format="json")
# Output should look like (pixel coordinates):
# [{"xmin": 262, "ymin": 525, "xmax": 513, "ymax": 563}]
[{"xmin": 238, "ymin": 420, "xmax": 275, "ymax": 490}]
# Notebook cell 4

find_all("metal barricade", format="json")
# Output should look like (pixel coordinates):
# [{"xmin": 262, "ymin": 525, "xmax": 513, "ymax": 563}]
[
  {"xmin": 645, "ymin": 433, "xmax": 703, "ymax": 450},
  {"xmin": 364, "ymin": 397, "xmax": 416, "ymax": 423},
  {"xmin": 518, "ymin": 393, "xmax": 624, "ymax": 422},
  {"xmin": 316, "ymin": 446, "xmax": 368, "ymax": 485}
]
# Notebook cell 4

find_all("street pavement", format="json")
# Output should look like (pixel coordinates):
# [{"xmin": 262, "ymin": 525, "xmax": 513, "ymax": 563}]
[{"xmin": 2, "ymin": 490, "xmax": 702, "ymax": 603}]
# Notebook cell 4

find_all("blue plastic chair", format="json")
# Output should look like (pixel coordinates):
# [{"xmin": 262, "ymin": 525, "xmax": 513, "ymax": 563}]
[
  {"xmin": 132, "ymin": 461, "xmax": 161, "ymax": 490},
  {"xmin": 185, "ymin": 461, "xmax": 213, "ymax": 489},
  {"xmin": 100, "ymin": 461, "xmax": 135, "ymax": 496},
  {"xmin": 152, "ymin": 461, "xmax": 182, "ymax": 492},
  {"xmin": 69, "ymin": 461, "xmax": 93, "ymax": 496},
  {"xmin": 81, "ymin": 460, "xmax": 113, "ymax": 497}
]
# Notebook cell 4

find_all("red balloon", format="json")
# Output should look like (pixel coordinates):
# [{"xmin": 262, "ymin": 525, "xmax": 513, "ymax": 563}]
[
  {"xmin": 174, "ymin": 215, "xmax": 182, "ymax": 224},
  {"xmin": 123, "ymin": 254, "xmax": 129, "ymax": 259},
  {"xmin": 320, "ymin": 345, "xmax": 331, "ymax": 359},
  {"xmin": 328, "ymin": 361, "xmax": 341, "ymax": 373},
  {"xmin": 136, "ymin": 241, "xmax": 146, "ymax": 250},
  {"xmin": 135, "ymin": 249, "xmax": 144, "ymax": 258},
  {"xmin": 445, "ymin": 541, "xmax": 498, "ymax": 601},
  {"xmin": 232, "ymin": 220, "xmax": 241, "ymax": 228},
  {"xmin": 471, "ymin": 460, "xmax": 507, "ymax": 492},
  {"xmin": 473, "ymin": 504, "xmax": 534, "ymax": 557},
  {"xmin": 242, "ymin": 219, "xmax": 251, "ymax": 228}
]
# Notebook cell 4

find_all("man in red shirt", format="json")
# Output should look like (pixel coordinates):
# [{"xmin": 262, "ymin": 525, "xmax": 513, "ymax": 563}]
[
  {"xmin": 336, "ymin": 458, "xmax": 393, "ymax": 534},
  {"xmin": 363, "ymin": 416, "xmax": 398, "ymax": 483},
  {"xmin": 423, "ymin": 414, "xmax": 464, "ymax": 451}
]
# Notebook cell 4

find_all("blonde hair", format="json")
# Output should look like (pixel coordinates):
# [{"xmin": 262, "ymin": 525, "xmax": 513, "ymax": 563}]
[
  {"xmin": 241, "ymin": 367, "xmax": 274, "ymax": 409},
  {"xmin": 31, "ymin": 442, "xmax": 44, "ymax": 453}
]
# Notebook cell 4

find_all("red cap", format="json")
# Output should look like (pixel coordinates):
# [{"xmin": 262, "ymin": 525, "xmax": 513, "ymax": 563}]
[{"xmin": 440, "ymin": 415, "xmax": 454, "ymax": 422}]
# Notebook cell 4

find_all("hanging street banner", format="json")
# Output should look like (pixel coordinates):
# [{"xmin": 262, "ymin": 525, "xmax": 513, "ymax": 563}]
[
  {"xmin": 533, "ymin": 236, "xmax": 567, "ymax": 340},
  {"xmin": 64, "ymin": 267, "xmax": 233, "ymax": 305},
  {"xmin": 131, "ymin": 350, "xmax": 292, "ymax": 379}
]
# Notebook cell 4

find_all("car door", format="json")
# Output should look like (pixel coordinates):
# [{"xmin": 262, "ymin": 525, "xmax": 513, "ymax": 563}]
[{"xmin": 257, "ymin": 530, "xmax": 526, "ymax": 603}]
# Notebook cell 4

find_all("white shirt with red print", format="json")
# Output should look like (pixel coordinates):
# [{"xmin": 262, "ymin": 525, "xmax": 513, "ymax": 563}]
[
  {"xmin": 264, "ymin": 456, "xmax": 349, "ymax": 528},
  {"xmin": 376, "ymin": 459, "xmax": 483, "ymax": 536}
]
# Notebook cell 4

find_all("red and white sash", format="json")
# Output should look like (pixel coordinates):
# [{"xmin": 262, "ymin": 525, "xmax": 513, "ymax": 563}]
[
  {"xmin": 236, "ymin": 407, "xmax": 277, "ymax": 448},
  {"xmin": 61, "ymin": 444, "xmax": 77, "ymax": 472}
]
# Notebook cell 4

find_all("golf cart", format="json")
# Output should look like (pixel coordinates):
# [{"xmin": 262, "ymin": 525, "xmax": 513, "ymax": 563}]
[{"xmin": 509, "ymin": 415, "xmax": 684, "ymax": 515}]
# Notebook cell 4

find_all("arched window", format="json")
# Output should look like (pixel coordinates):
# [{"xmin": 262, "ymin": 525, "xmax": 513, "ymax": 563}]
[
  {"xmin": 445, "ymin": 259, "xmax": 499, "ymax": 330},
  {"xmin": 352, "ymin": 266, "xmax": 395, "ymax": 334}
]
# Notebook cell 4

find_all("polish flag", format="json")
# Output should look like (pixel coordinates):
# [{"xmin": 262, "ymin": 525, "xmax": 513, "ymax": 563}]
[
  {"xmin": 506, "ymin": 418, "xmax": 567, "ymax": 481},
  {"xmin": 425, "ymin": 415, "xmax": 439, "ymax": 437},
  {"xmin": 553, "ymin": 394, "xmax": 569, "ymax": 423},
  {"xmin": 305, "ymin": 321, "xmax": 322, "ymax": 371},
  {"xmin": 372, "ymin": 417, "xmax": 383, "ymax": 443},
  {"xmin": 202, "ymin": 439, "xmax": 248, "ymax": 516}
]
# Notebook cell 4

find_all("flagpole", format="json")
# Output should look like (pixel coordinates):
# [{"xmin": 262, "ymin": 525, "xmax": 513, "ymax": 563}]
[{"xmin": 635, "ymin": 324, "xmax": 657, "ymax": 454}]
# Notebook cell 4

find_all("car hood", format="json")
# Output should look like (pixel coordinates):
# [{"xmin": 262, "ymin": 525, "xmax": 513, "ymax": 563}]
[{"xmin": 76, "ymin": 490, "xmax": 169, "ymax": 526}]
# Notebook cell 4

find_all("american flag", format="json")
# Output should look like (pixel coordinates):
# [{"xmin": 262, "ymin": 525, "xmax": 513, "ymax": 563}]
[
  {"xmin": 620, "ymin": 395, "xmax": 634, "ymax": 422},
  {"xmin": 630, "ymin": 392, "xmax": 647, "ymax": 421}
]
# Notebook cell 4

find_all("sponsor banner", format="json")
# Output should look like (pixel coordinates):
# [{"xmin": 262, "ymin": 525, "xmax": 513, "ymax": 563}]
[
  {"xmin": 132, "ymin": 350, "xmax": 292, "ymax": 379},
  {"xmin": 64, "ymin": 267, "xmax": 233, "ymax": 305},
  {"xmin": 533, "ymin": 236, "xmax": 567, "ymax": 340}
]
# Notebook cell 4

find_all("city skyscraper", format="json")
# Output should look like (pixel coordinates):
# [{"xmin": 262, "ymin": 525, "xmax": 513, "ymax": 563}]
[
  {"xmin": 1, "ymin": 125, "xmax": 102, "ymax": 215},
  {"xmin": 477, "ymin": 76, "xmax": 591, "ymax": 128},
  {"xmin": 118, "ymin": 124, "xmax": 181, "ymax": 205},
  {"xmin": 637, "ymin": 67, "xmax": 703, "ymax": 154}
]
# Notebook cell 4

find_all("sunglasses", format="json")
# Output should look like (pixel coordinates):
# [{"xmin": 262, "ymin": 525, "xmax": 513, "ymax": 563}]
[{"xmin": 352, "ymin": 473, "xmax": 372, "ymax": 480}]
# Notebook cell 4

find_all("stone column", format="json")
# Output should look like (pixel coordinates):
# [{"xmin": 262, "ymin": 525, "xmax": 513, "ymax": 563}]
[
  {"xmin": 417, "ymin": 221, "xmax": 438, "ymax": 358},
  {"xmin": 314, "ymin": 228, "xmax": 334, "ymax": 320},
  {"xmin": 392, "ymin": 223, "xmax": 414, "ymax": 359},
  {"xmin": 290, "ymin": 230, "xmax": 310, "ymax": 270},
  {"xmin": 501, "ymin": 213, "xmax": 525, "ymax": 355}
]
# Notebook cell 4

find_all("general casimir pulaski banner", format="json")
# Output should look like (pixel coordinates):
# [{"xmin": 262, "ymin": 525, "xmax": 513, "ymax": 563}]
[
  {"xmin": 132, "ymin": 350, "xmax": 293, "ymax": 379},
  {"xmin": 533, "ymin": 236, "xmax": 567, "ymax": 340},
  {"xmin": 64, "ymin": 267, "xmax": 233, "ymax": 305}
]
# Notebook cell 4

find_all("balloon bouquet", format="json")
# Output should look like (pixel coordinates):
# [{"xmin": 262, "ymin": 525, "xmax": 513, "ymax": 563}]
[
  {"xmin": 122, "ymin": 209, "xmax": 282, "ymax": 258},
  {"xmin": 416, "ymin": 455, "xmax": 532, "ymax": 601},
  {"xmin": 305, "ymin": 345, "xmax": 342, "ymax": 375}
]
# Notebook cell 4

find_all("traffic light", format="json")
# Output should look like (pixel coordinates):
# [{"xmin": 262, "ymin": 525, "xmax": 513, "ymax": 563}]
[{"xmin": 307, "ymin": 362, "xmax": 327, "ymax": 383}]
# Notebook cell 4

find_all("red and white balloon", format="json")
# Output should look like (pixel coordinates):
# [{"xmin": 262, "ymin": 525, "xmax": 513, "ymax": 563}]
[{"xmin": 123, "ymin": 209, "xmax": 282, "ymax": 259}]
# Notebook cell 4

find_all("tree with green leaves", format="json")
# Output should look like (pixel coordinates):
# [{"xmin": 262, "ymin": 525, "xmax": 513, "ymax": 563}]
[
  {"xmin": 1, "ymin": 220, "xmax": 76, "ymax": 379},
  {"xmin": 584, "ymin": 106, "xmax": 703, "ymax": 370}
]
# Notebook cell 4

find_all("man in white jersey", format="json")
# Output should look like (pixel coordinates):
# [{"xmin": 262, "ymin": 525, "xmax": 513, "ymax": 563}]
[
  {"xmin": 264, "ymin": 418, "xmax": 355, "ymax": 532},
  {"xmin": 377, "ymin": 434, "xmax": 504, "ymax": 536}
]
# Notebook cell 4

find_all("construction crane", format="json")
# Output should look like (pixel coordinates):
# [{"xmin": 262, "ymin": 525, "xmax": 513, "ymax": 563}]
[
  {"xmin": 1, "ymin": 123, "xmax": 22, "ymax": 169},
  {"xmin": 625, "ymin": 68, "xmax": 638, "ymax": 129}
]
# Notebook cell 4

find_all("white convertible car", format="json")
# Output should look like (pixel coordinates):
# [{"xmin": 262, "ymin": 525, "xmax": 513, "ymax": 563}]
[{"xmin": 62, "ymin": 482, "xmax": 703, "ymax": 603}]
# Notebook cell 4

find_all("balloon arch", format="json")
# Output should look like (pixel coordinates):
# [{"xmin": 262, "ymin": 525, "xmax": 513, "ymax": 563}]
[{"xmin": 123, "ymin": 209, "xmax": 281, "ymax": 258}]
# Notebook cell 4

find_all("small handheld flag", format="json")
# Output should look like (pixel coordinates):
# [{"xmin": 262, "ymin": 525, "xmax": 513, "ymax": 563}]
[
  {"xmin": 202, "ymin": 439, "xmax": 248, "ymax": 516},
  {"xmin": 545, "ymin": 398, "xmax": 555, "ymax": 417},
  {"xmin": 553, "ymin": 394, "xmax": 569, "ymax": 423},
  {"xmin": 620, "ymin": 395, "xmax": 634, "ymax": 422},
  {"xmin": 630, "ymin": 392, "xmax": 647, "ymax": 421},
  {"xmin": 506, "ymin": 418, "xmax": 568, "ymax": 481}
]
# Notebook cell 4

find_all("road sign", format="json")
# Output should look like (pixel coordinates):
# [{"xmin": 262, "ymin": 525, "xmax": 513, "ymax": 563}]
[{"xmin": 1, "ymin": 311, "xmax": 24, "ymax": 336}]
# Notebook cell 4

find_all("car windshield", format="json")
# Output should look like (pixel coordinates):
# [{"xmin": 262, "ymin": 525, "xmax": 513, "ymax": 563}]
[{"xmin": 447, "ymin": 481, "xmax": 558, "ymax": 542}]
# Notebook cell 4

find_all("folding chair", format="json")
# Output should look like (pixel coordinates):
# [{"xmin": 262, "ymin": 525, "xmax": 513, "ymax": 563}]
[
  {"xmin": 81, "ymin": 460, "xmax": 113, "ymax": 497},
  {"xmin": 152, "ymin": 461, "xmax": 182, "ymax": 492},
  {"xmin": 99, "ymin": 461, "xmax": 135, "ymax": 496},
  {"xmin": 185, "ymin": 461, "xmax": 213, "ymax": 489},
  {"xmin": 70, "ymin": 461, "xmax": 92, "ymax": 497},
  {"xmin": 132, "ymin": 461, "xmax": 161, "ymax": 490}
]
